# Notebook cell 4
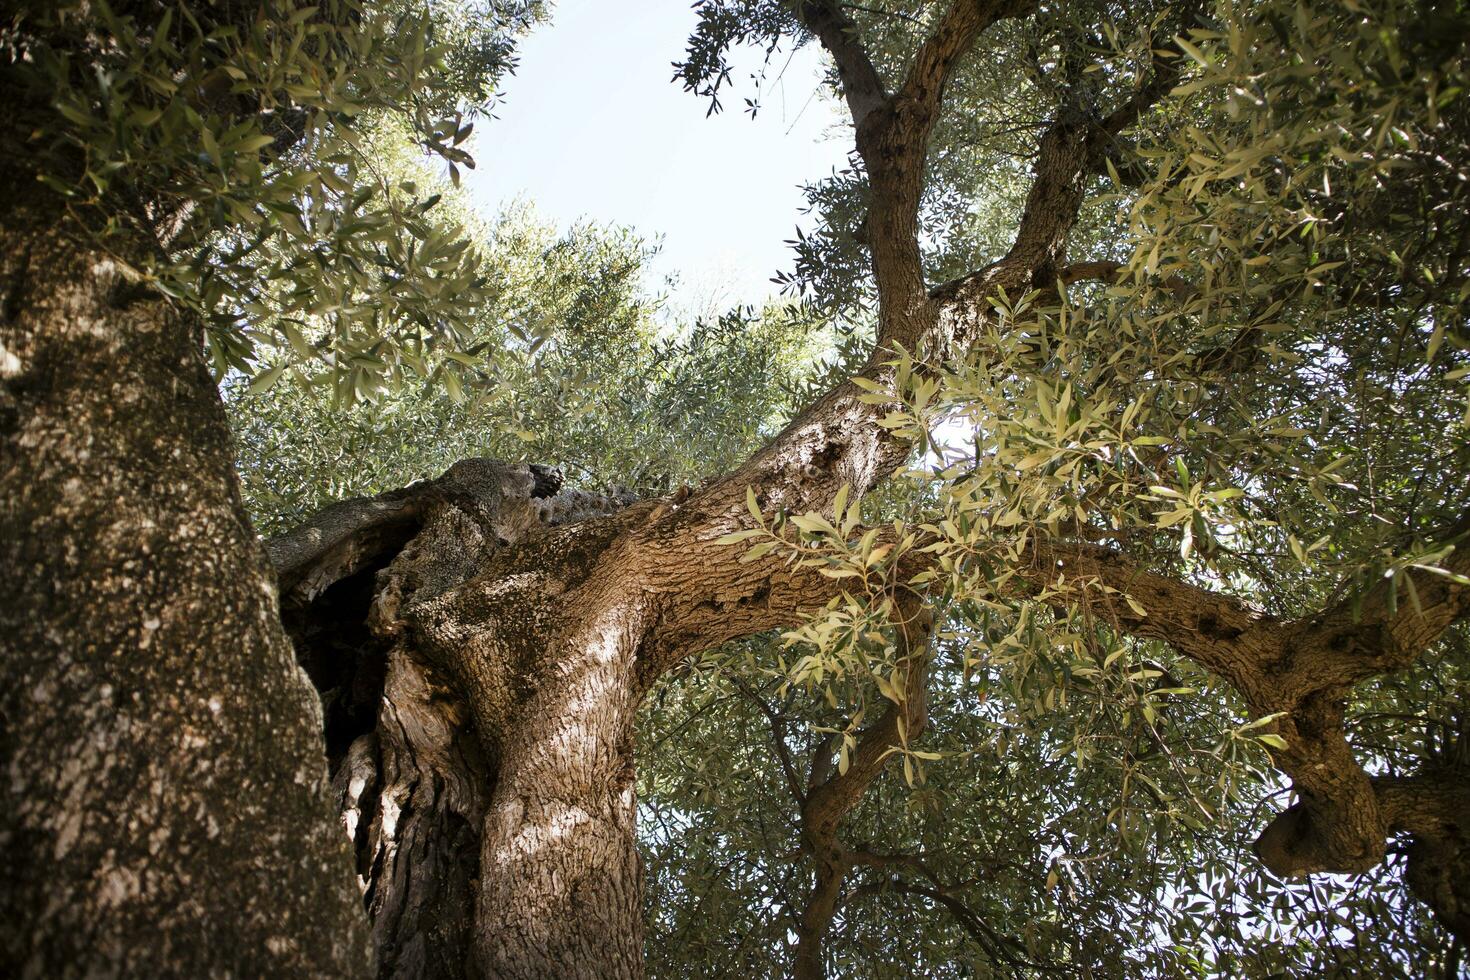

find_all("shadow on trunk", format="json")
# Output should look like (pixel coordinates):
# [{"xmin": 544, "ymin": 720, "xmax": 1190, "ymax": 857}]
[{"xmin": 283, "ymin": 537, "xmax": 495, "ymax": 979}]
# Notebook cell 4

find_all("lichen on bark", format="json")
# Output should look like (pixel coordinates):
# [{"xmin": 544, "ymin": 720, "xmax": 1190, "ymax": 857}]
[{"xmin": 1, "ymin": 221, "xmax": 370, "ymax": 977}]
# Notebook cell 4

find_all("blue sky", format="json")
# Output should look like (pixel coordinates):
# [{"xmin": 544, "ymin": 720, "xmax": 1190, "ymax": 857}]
[{"xmin": 465, "ymin": 0, "xmax": 853, "ymax": 313}]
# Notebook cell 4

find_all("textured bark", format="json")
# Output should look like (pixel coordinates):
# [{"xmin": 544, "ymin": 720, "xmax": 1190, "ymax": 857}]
[
  {"xmin": 272, "ymin": 461, "xmax": 648, "ymax": 979},
  {"xmin": 1387, "ymin": 772, "xmax": 1470, "ymax": 943},
  {"xmin": 792, "ymin": 852, "xmax": 848, "ymax": 980},
  {"xmin": 0, "ymin": 218, "xmax": 369, "ymax": 976},
  {"xmin": 9, "ymin": 0, "xmax": 1463, "ymax": 973},
  {"xmin": 1013, "ymin": 533, "xmax": 1470, "ymax": 924}
]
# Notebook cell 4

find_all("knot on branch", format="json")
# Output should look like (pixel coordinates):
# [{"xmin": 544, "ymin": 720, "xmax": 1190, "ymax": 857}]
[
  {"xmin": 1406, "ymin": 833, "xmax": 1470, "ymax": 942},
  {"xmin": 1253, "ymin": 799, "xmax": 1387, "ymax": 877},
  {"xmin": 528, "ymin": 463, "xmax": 564, "ymax": 499}
]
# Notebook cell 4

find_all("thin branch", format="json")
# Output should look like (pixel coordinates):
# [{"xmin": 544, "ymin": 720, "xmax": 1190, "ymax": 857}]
[
  {"xmin": 933, "ymin": 1, "xmax": 1207, "ymax": 311},
  {"xmin": 857, "ymin": 879, "xmax": 1066, "ymax": 972},
  {"xmin": 732, "ymin": 676, "xmax": 808, "ymax": 805},
  {"xmin": 802, "ymin": 596, "xmax": 934, "ymax": 839},
  {"xmin": 789, "ymin": 591, "xmax": 935, "ymax": 979},
  {"xmin": 844, "ymin": 848, "xmax": 945, "ymax": 884},
  {"xmin": 1057, "ymin": 258, "xmax": 1196, "ymax": 299}
]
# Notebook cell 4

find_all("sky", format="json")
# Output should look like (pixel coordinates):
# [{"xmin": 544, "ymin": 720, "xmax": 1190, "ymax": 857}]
[{"xmin": 464, "ymin": 0, "xmax": 853, "ymax": 315}]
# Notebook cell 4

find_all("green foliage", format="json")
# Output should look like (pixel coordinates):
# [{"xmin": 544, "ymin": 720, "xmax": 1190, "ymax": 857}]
[
  {"xmin": 124, "ymin": 0, "xmax": 1470, "ymax": 974},
  {"xmin": 231, "ymin": 205, "xmax": 831, "ymax": 532},
  {"xmin": 6, "ymin": 0, "xmax": 545, "ymax": 400},
  {"xmin": 661, "ymin": 0, "xmax": 1469, "ymax": 975},
  {"xmin": 642, "ymin": 551, "xmax": 1463, "ymax": 977},
  {"xmin": 897, "ymin": 0, "xmax": 1470, "ymax": 616}
]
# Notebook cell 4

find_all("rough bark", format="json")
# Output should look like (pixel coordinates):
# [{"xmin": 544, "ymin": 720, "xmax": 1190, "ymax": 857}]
[
  {"xmin": 0, "ymin": 216, "xmax": 370, "ymax": 976},
  {"xmin": 1020, "ymin": 531, "xmax": 1470, "ymax": 942},
  {"xmin": 10, "ymin": 0, "xmax": 1464, "ymax": 973},
  {"xmin": 1385, "ymin": 771, "xmax": 1470, "ymax": 942},
  {"xmin": 271, "ymin": 461, "xmax": 649, "ymax": 979}
]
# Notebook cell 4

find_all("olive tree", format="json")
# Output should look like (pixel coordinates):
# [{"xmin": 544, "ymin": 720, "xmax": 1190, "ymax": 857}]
[{"xmin": 3, "ymin": 0, "xmax": 1466, "ymax": 978}]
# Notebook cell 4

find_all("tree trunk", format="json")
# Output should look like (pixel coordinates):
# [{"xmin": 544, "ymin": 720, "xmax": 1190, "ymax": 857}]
[
  {"xmin": 472, "ymin": 609, "xmax": 644, "ymax": 980},
  {"xmin": 272, "ymin": 461, "xmax": 649, "ymax": 978},
  {"xmin": 0, "ymin": 218, "xmax": 369, "ymax": 976}
]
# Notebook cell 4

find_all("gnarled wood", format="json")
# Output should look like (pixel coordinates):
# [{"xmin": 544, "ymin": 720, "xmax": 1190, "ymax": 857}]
[{"xmin": 274, "ymin": 462, "xmax": 653, "ymax": 979}]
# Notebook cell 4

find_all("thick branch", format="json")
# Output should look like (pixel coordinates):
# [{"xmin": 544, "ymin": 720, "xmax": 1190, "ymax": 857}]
[
  {"xmin": 896, "ymin": 0, "xmax": 1037, "ymax": 124},
  {"xmin": 638, "ymin": 534, "xmax": 860, "ymax": 681},
  {"xmin": 1031, "ymin": 530, "xmax": 1470, "ymax": 888},
  {"xmin": 805, "ymin": 0, "xmax": 1041, "ymax": 358},
  {"xmin": 1245, "ymin": 535, "xmax": 1470, "ymax": 884},
  {"xmin": 927, "ymin": 106, "xmax": 1094, "ymax": 337},
  {"xmin": 1276, "ymin": 536, "xmax": 1470, "ymax": 697},
  {"xmin": 1004, "ymin": 523, "xmax": 1470, "ymax": 893},
  {"xmin": 269, "ymin": 460, "xmax": 635, "ymax": 602},
  {"xmin": 269, "ymin": 488, "xmax": 432, "ymax": 600},
  {"xmin": 1380, "ymin": 769, "xmax": 1470, "ymax": 944},
  {"xmin": 1023, "ymin": 538, "xmax": 1283, "ymax": 699},
  {"xmin": 1021, "ymin": 540, "xmax": 1405, "ymax": 881},
  {"xmin": 628, "ymin": 4, "xmax": 1079, "ymax": 673},
  {"xmin": 794, "ymin": 0, "xmax": 890, "ymax": 125}
]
